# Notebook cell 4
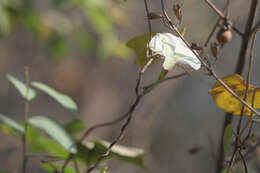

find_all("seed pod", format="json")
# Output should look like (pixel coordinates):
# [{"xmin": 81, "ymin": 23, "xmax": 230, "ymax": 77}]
[
  {"xmin": 217, "ymin": 28, "xmax": 232, "ymax": 47},
  {"xmin": 173, "ymin": 3, "xmax": 182, "ymax": 22},
  {"xmin": 211, "ymin": 42, "xmax": 220, "ymax": 57},
  {"xmin": 147, "ymin": 12, "xmax": 162, "ymax": 20}
]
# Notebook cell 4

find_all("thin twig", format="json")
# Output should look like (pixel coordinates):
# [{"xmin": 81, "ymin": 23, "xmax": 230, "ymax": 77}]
[
  {"xmin": 234, "ymin": 0, "xmax": 258, "ymax": 74},
  {"xmin": 143, "ymin": 72, "xmax": 187, "ymax": 89},
  {"xmin": 217, "ymin": 0, "xmax": 258, "ymax": 172},
  {"xmin": 204, "ymin": 17, "xmax": 221, "ymax": 47},
  {"xmin": 160, "ymin": 0, "xmax": 260, "ymax": 117},
  {"xmin": 238, "ymin": 150, "xmax": 248, "ymax": 173},
  {"xmin": 22, "ymin": 67, "xmax": 30, "ymax": 173},
  {"xmin": 205, "ymin": 0, "xmax": 225, "ymax": 18},
  {"xmin": 205, "ymin": 0, "xmax": 244, "ymax": 37},
  {"xmin": 250, "ymin": 21, "xmax": 260, "ymax": 36},
  {"xmin": 227, "ymin": 10, "xmax": 259, "ymax": 172},
  {"xmin": 143, "ymin": 0, "xmax": 152, "ymax": 40}
]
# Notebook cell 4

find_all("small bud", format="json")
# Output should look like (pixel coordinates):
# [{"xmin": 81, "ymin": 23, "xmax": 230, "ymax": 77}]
[
  {"xmin": 191, "ymin": 43, "xmax": 202, "ymax": 50},
  {"xmin": 217, "ymin": 27, "xmax": 232, "ymax": 47},
  {"xmin": 173, "ymin": 3, "xmax": 182, "ymax": 22},
  {"xmin": 211, "ymin": 42, "xmax": 220, "ymax": 57},
  {"xmin": 147, "ymin": 12, "xmax": 162, "ymax": 20}
]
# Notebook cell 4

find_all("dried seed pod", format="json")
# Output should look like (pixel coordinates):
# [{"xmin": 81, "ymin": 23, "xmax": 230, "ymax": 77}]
[
  {"xmin": 211, "ymin": 42, "xmax": 220, "ymax": 57},
  {"xmin": 173, "ymin": 3, "xmax": 182, "ymax": 22},
  {"xmin": 147, "ymin": 12, "xmax": 162, "ymax": 20},
  {"xmin": 217, "ymin": 27, "xmax": 232, "ymax": 47}
]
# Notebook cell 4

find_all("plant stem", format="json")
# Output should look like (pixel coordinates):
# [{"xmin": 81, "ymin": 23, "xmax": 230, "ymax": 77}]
[
  {"xmin": 216, "ymin": 0, "xmax": 258, "ymax": 172},
  {"xmin": 22, "ymin": 67, "xmax": 30, "ymax": 173}
]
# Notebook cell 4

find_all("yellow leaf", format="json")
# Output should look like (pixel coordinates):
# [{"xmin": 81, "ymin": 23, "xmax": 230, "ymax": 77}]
[{"xmin": 209, "ymin": 74, "xmax": 260, "ymax": 116}]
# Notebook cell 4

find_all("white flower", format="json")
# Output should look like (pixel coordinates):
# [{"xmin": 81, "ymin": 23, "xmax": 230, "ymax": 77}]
[{"xmin": 148, "ymin": 33, "xmax": 201, "ymax": 71}]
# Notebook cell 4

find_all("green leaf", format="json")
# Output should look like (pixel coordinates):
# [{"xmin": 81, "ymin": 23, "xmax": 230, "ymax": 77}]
[
  {"xmin": 26, "ymin": 125, "xmax": 69, "ymax": 158},
  {"xmin": 223, "ymin": 125, "xmax": 233, "ymax": 155},
  {"xmin": 31, "ymin": 81, "xmax": 77, "ymax": 111},
  {"xmin": 180, "ymin": 27, "xmax": 186, "ymax": 36},
  {"xmin": 6, "ymin": 74, "xmax": 36, "ymax": 101},
  {"xmin": 77, "ymin": 139, "xmax": 144, "ymax": 167},
  {"xmin": 29, "ymin": 116, "xmax": 77, "ymax": 154},
  {"xmin": 0, "ymin": 114, "xmax": 24, "ymax": 134},
  {"xmin": 126, "ymin": 32, "xmax": 158, "ymax": 67},
  {"xmin": 64, "ymin": 119, "xmax": 86, "ymax": 138},
  {"xmin": 42, "ymin": 163, "xmax": 76, "ymax": 173}
]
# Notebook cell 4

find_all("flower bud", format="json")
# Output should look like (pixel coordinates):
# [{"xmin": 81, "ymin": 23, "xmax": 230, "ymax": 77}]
[
  {"xmin": 217, "ymin": 28, "xmax": 232, "ymax": 47},
  {"xmin": 211, "ymin": 42, "xmax": 220, "ymax": 57}
]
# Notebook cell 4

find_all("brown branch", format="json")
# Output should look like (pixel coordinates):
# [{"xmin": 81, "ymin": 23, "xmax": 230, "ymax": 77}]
[
  {"xmin": 238, "ymin": 150, "xmax": 248, "ymax": 173},
  {"xmin": 204, "ymin": 17, "xmax": 221, "ymax": 47},
  {"xmin": 216, "ymin": 0, "xmax": 258, "ymax": 172},
  {"xmin": 205, "ymin": 0, "xmax": 244, "ymax": 37},
  {"xmin": 160, "ymin": 0, "xmax": 260, "ymax": 117}
]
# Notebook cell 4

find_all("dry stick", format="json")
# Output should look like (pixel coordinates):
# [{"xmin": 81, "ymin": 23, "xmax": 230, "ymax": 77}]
[
  {"xmin": 143, "ymin": 72, "xmax": 187, "ymax": 89},
  {"xmin": 227, "ymin": 18, "xmax": 260, "ymax": 173},
  {"xmin": 239, "ymin": 23, "xmax": 260, "ymax": 139},
  {"xmin": 160, "ymin": 0, "xmax": 260, "ymax": 172},
  {"xmin": 232, "ymin": 88, "xmax": 257, "ymax": 166},
  {"xmin": 136, "ymin": 0, "xmax": 154, "ymax": 96},
  {"xmin": 239, "ymin": 89, "xmax": 256, "ymax": 140},
  {"xmin": 22, "ymin": 67, "xmax": 30, "ymax": 173},
  {"xmin": 224, "ymin": 0, "xmax": 230, "ymax": 19},
  {"xmin": 238, "ymin": 150, "xmax": 248, "ymax": 173},
  {"xmin": 234, "ymin": 141, "xmax": 260, "ymax": 165},
  {"xmin": 204, "ymin": 17, "xmax": 221, "ymax": 47},
  {"xmin": 204, "ymin": 0, "xmax": 230, "ymax": 47},
  {"xmin": 61, "ymin": 100, "xmax": 139, "ymax": 172},
  {"xmin": 215, "ymin": 0, "xmax": 258, "ymax": 172},
  {"xmin": 160, "ymin": 0, "xmax": 260, "ymax": 117},
  {"xmin": 61, "ymin": 0, "xmax": 155, "ymax": 172},
  {"xmin": 85, "ymin": 71, "xmax": 184, "ymax": 173},
  {"xmin": 205, "ymin": 0, "xmax": 244, "ymax": 37}
]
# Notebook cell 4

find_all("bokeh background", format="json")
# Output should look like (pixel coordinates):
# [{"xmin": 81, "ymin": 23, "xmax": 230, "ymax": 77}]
[{"xmin": 0, "ymin": 0, "xmax": 260, "ymax": 172}]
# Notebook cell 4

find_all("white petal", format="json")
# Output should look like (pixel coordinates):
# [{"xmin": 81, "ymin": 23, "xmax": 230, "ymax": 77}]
[
  {"xmin": 174, "ymin": 37, "xmax": 196, "ymax": 58},
  {"xmin": 148, "ymin": 33, "xmax": 165, "ymax": 57},
  {"xmin": 149, "ymin": 33, "xmax": 176, "ymax": 58},
  {"xmin": 149, "ymin": 33, "xmax": 201, "ymax": 71},
  {"xmin": 162, "ymin": 56, "xmax": 177, "ymax": 70},
  {"xmin": 175, "ymin": 53, "xmax": 201, "ymax": 70}
]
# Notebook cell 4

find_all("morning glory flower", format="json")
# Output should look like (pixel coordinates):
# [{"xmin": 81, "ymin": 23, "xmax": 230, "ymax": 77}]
[{"xmin": 148, "ymin": 33, "xmax": 201, "ymax": 71}]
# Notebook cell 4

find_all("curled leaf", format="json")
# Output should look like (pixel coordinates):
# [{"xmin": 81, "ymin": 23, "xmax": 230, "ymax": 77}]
[{"xmin": 209, "ymin": 74, "xmax": 260, "ymax": 115}]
